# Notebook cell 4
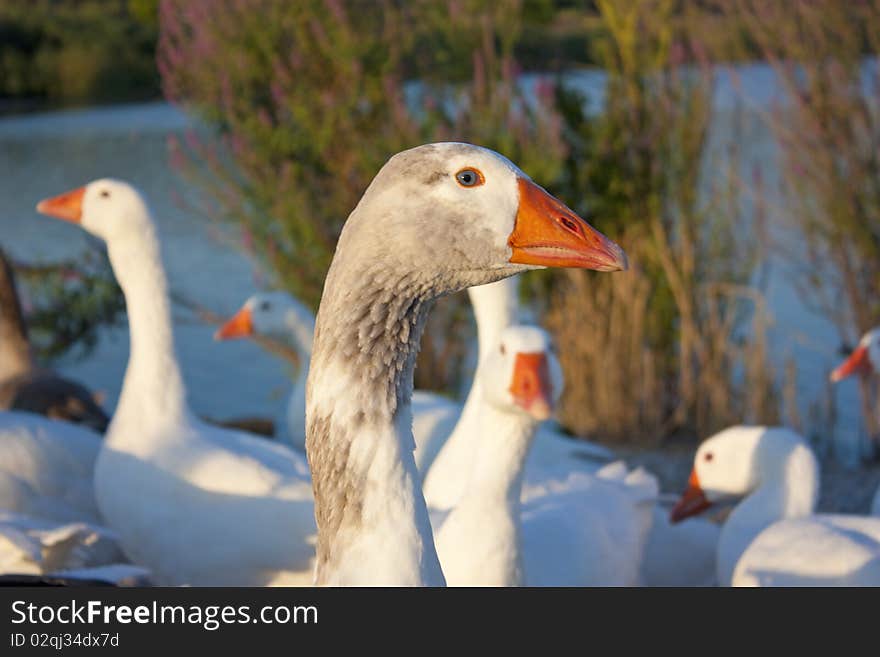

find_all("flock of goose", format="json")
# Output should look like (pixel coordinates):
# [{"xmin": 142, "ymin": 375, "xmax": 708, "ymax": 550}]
[{"xmin": 0, "ymin": 142, "xmax": 879, "ymax": 586}]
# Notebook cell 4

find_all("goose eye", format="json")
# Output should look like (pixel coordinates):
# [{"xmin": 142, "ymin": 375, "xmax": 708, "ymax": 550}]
[
  {"xmin": 499, "ymin": 344, "xmax": 506, "ymax": 355},
  {"xmin": 455, "ymin": 168, "xmax": 484, "ymax": 188},
  {"xmin": 100, "ymin": 190, "xmax": 110, "ymax": 198},
  {"xmin": 259, "ymin": 301, "xmax": 271, "ymax": 312},
  {"xmin": 704, "ymin": 452, "xmax": 714, "ymax": 463}
]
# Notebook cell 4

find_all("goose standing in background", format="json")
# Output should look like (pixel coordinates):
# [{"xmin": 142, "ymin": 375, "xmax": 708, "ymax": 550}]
[
  {"xmin": 432, "ymin": 324, "xmax": 652, "ymax": 586},
  {"xmin": 37, "ymin": 180, "xmax": 317, "ymax": 586},
  {"xmin": 434, "ymin": 325, "xmax": 560, "ymax": 585},
  {"xmin": 423, "ymin": 276, "xmax": 614, "ymax": 512},
  {"xmin": 670, "ymin": 425, "xmax": 880, "ymax": 586},
  {"xmin": 0, "ymin": 249, "xmax": 109, "ymax": 431},
  {"xmin": 304, "ymin": 142, "xmax": 627, "ymax": 585},
  {"xmin": 215, "ymin": 291, "xmax": 315, "ymax": 449},
  {"xmin": 830, "ymin": 328, "xmax": 880, "ymax": 515}
]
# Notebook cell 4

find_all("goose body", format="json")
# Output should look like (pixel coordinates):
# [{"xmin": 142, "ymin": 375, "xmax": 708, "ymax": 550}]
[
  {"xmin": 0, "ymin": 411, "xmax": 101, "ymax": 523},
  {"xmin": 671, "ymin": 425, "xmax": 880, "ymax": 586},
  {"xmin": 303, "ymin": 142, "xmax": 626, "ymax": 585},
  {"xmin": 37, "ymin": 181, "xmax": 317, "ymax": 586},
  {"xmin": 0, "ymin": 250, "xmax": 109, "ymax": 432},
  {"xmin": 521, "ymin": 462, "xmax": 657, "ymax": 586}
]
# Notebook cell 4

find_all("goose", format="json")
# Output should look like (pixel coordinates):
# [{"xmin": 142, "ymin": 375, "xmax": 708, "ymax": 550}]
[
  {"xmin": 304, "ymin": 142, "xmax": 627, "ymax": 585},
  {"xmin": 433, "ymin": 325, "xmax": 557, "ymax": 585},
  {"xmin": 37, "ymin": 180, "xmax": 317, "ymax": 586},
  {"xmin": 0, "ymin": 410, "xmax": 102, "ymax": 523},
  {"xmin": 670, "ymin": 425, "xmax": 880, "ymax": 586},
  {"xmin": 214, "ymin": 289, "xmax": 471, "ymax": 466},
  {"xmin": 433, "ymin": 325, "xmax": 653, "ymax": 586},
  {"xmin": 0, "ymin": 249, "xmax": 109, "ymax": 431},
  {"xmin": 830, "ymin": 327, "xmax": 880, "ymax": 514},
  {"xmin": 423, "ymin": 276, "xmax": 614, "ymax": 512}
]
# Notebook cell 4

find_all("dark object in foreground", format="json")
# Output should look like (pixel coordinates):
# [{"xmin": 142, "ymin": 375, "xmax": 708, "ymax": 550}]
[{"xmin": 0, "ymin": 248, "xmax": 110, "ymax": 432}]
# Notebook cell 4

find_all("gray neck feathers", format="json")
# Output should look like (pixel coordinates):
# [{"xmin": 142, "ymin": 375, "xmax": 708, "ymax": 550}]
[{"xmin": 306, "ymin": 253, "xmax": 440, "ymax": 582}]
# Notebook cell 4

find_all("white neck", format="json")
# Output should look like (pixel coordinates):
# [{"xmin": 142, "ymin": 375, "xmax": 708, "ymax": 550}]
[
  {"xmin": 434, "ymin": 401, "xmax": 535, "ymax": 586},
  {"xmin": 422, "ymin": 277, "xmax": 520, "ymax": 510},
  {"xmin": 277, "ymin": 305, "xmax": 315, "ymax": 450},
  {"xmin": 717, "ymin": 442, "xmax": 819, "ymax": 585},
  {"xmin": 282, "ymin": 303, "xmax": 315, "ymax": 359},
  {"xmin": 108, "ymin": 226, "xmax": 188, "ymax": 434},
  {"xmin": 470, "ymin": 278, "xmax": 519, "ymax": 357}
]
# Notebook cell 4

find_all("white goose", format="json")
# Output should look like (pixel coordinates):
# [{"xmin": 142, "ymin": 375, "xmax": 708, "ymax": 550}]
[
  {"xmin": 830, "ymin": 327, "xmax": 880, "ymax": 515},
  {"xmin": 433, "ymin": 325, "xmax": 561, "ymax": 585},
  {"xmin": 214, "ymin": 290, "xmax": 461, "ymax": 462},
  {"xmin": 303, "ymin": 142, "xmax": 627, "ymax": 585},
  {"xmin": 215, "ymin": 291, "xmax": 315, "ymax": 449},
  {"xmin": 423, "ymin": 276, "xmax": 614, "ymax": 512},
  {"xmin": 671, "ymin": 425, "xmax": 880, "ymax": 586},
  {"xmin": 433, "ymin": 325, "xmax": 652, "ymax": 586},
  {"xmin": 37, "ymin": 181, "xmax": 317, "ymax": 586}
]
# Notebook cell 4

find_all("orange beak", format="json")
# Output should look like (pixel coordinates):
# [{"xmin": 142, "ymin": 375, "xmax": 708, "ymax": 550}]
[
  {"xmin": 670, "ymin": 469, "xmax": 712, "ymax": 523},
  {"xmin": 509, "ymin": 352, "xmax": 554, "ymax": 420},
  {"xmin": 36, "ymin": 187, "xmax": 86, "ymax": 224},
  {"xmin": 215, "ymin": 306, "xmax": 254, "ymax": 341},
  {"xmin": 830, "ymin": 344, "xmax": 872, "ymax": 383},
  {"xmin": 509, "ymin": 178, "xmax": 627, "ymax": 272}
]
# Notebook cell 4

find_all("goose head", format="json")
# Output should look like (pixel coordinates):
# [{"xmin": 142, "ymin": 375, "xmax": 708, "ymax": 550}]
[
  {"xmin": 670, "ymin": 426, "xmax": 811, "ymax": 523},
  {"xmin": 215, "ymin": 291, "xmax": 309, "ymax": 342},
  {"xmin": 480, "ymin": 325, "xmax": 563, "ymax": 422},
  {"xmin": 830, "ymin": 328, "xmax": 880, "ymax": 382},
  {"xmin": 36, "ymin": 179, "xmax": 151, "ymax": 247},
  {"xmin": 333, "ymin": 143, "xmax": 627, "ymax": 292}
]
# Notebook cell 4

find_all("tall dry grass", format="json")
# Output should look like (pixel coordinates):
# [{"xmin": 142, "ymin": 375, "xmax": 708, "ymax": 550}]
[{"xmin": 544, "ymin": 0, "xmax": 781, "ymax": 444}]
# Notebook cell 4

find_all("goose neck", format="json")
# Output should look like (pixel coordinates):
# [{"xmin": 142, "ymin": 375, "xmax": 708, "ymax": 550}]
[
  {"xmin": 109, "ymin": 229, "xmax": 187, "ymax": 427},
  {"xmin": 306, "ymin": 263, "xmax": 445, "ymax": 585},
  {"xmin": 464, "ymin": 402, "xmax": 536, "ymax": 507}
]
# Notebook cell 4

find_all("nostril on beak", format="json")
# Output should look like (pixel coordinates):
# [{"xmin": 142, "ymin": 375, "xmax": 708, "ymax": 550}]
[{"xmin": 559, "ymin": 216, "xmax": 578, "ymax": 233}]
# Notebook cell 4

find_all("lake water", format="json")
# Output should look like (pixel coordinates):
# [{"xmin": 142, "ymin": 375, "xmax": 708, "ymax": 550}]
[{"xmin": 0, "ymin": 64, "xmax": 868, "ymax": 461}]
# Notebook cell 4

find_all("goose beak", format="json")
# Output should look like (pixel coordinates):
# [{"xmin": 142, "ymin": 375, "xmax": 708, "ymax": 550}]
[
  {"xmin": 510, "ymin": 352, "xmax": 554, "ymax": 421},
  {"xmin": 215, "ymin": 307, "xmax": 254, "ymax": 340},
  {"xmin": 36, "ymin": 187, "xmax": 86, "ymax": 224},
  {"xmin": 830, "ymin": 344, "xmax": 871, "ymax": 382},
  {"xmin": 509, "ymin": 178, "xmax": 628, "ymax": 272},
  {"xmin": 670, "ymin": 469, "xmax": 712, "ymax": 523}
]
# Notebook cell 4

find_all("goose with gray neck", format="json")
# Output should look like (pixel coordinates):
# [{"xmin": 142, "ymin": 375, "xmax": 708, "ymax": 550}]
[{"xmin": 305, "ymin": 142, "xmax": 626, "ymax": 585}]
